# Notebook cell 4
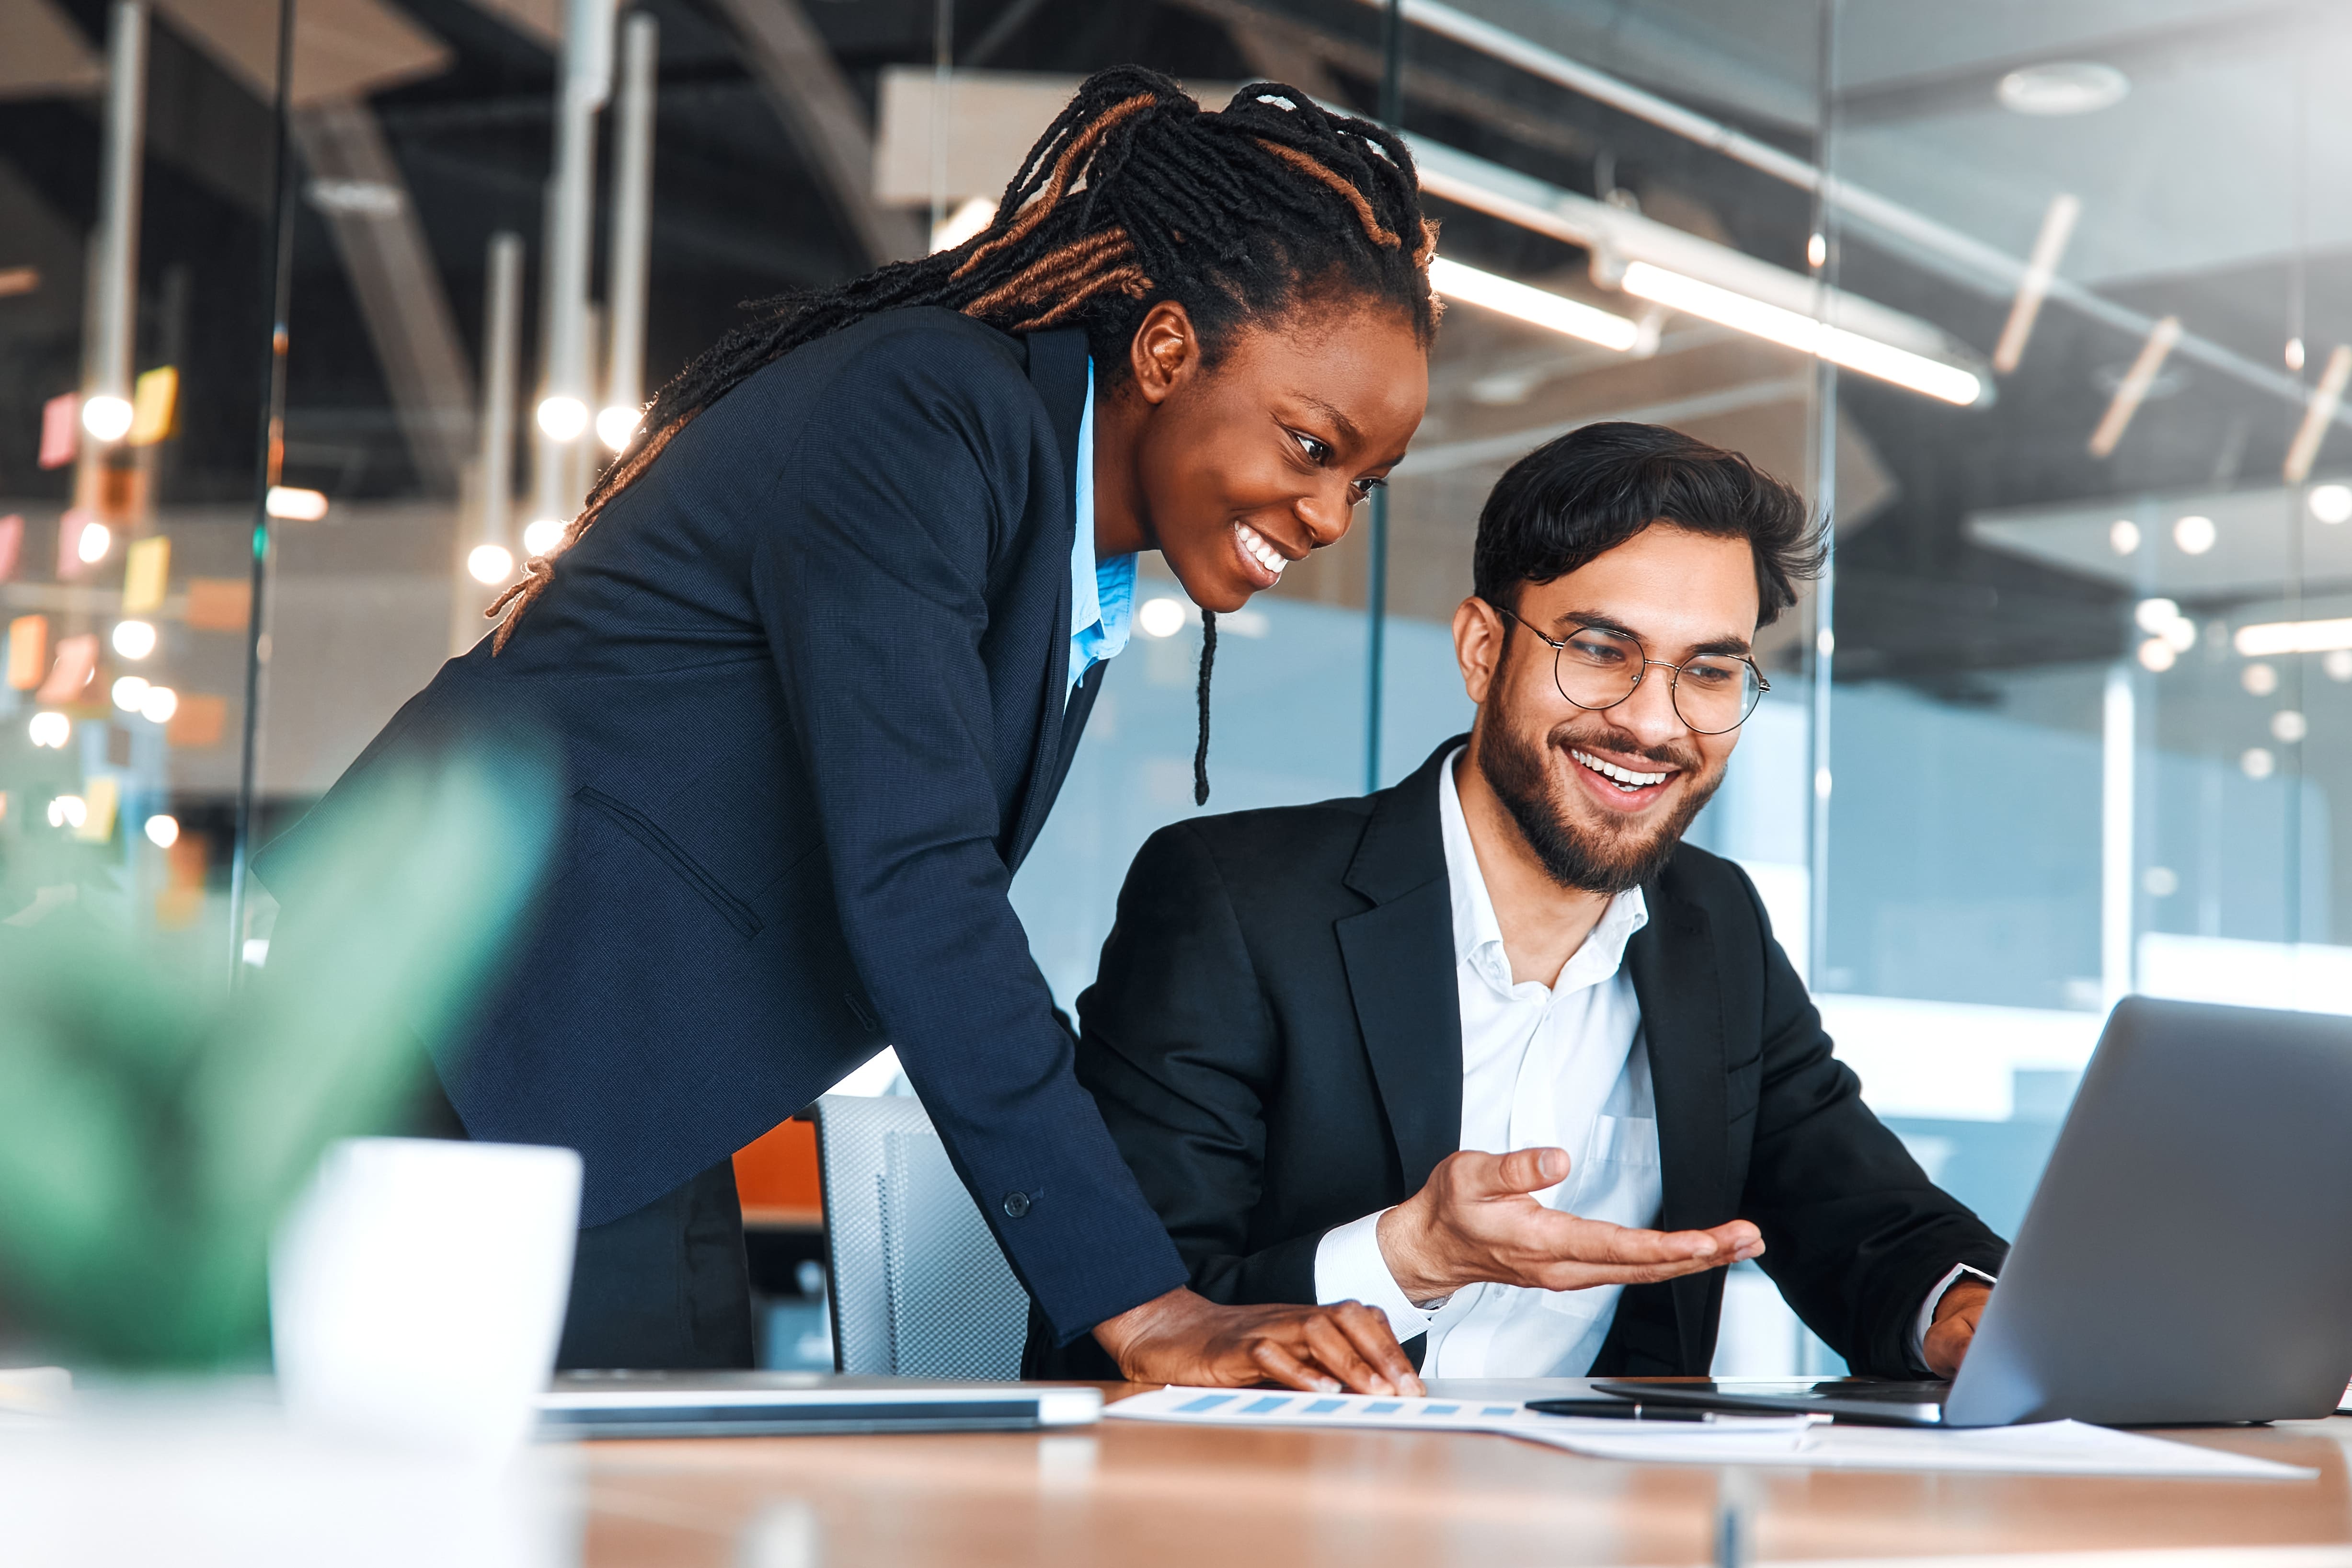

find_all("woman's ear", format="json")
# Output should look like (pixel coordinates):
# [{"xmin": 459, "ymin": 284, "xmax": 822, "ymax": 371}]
[{"xmin": 1126, "ymin": 300, "xmax": 1199, "ymax": 407}]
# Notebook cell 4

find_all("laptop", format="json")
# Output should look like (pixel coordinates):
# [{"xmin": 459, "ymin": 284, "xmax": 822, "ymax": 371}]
[
  {"xmin": 538, "ymin": 1371, "xmax": 1102, "ymax": 1438},
  {"xmin": 1598, "ymin": 996, "xmax": 2352, "ymax": 1428}
]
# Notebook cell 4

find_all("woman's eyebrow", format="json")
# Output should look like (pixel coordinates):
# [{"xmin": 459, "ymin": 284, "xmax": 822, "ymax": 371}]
[{"xmin": 1289, "ymin": 393, "xmax": 1362, "ymax": 449}]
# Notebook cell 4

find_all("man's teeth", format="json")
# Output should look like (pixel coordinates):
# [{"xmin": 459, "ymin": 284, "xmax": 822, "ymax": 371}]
[
  {"xmin": 1572, "ymin": 749, "xmax": 1669, "ymax": 791},
  {"xmin": 1237, "ymin": 523, "xmax": 1287, "ymax": 577}
]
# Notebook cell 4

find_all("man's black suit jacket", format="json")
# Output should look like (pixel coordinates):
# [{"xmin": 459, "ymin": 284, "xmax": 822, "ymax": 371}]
[
  {"xmin": 1033, "ymin": 740, "xmax": 2006, "ymax": 1377},
  {"xmin": 258, "ymin": 308, "xmax": 1186, "ymax": 1343}
]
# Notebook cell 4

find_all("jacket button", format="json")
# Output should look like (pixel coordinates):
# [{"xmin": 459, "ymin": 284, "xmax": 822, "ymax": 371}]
[{"xmin": 1001, "ymin": 1191, "xmax": 1031, "ymax": 1219}]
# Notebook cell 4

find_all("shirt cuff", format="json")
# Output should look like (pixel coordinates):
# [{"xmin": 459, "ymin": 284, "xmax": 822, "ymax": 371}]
[
  {"xmin": 1910, "ymin": 1263, "xmax": 1998, "ymax": 1370},
  {"xmin": 1312, "ymin": 1210, "xmax": 1436, "ymax": 1345}
]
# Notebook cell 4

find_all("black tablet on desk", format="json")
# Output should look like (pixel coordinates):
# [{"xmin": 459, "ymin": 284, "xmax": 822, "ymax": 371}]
[{"xmin": 539, "ymin": 1371, "xmax": 1102, "ymax": 1438}]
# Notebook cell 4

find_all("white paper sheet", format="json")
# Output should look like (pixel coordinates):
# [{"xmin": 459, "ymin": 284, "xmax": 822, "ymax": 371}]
[{"xmin": 1106, "ymin": 1387, "xmax": 2316, "ymax": 1479}]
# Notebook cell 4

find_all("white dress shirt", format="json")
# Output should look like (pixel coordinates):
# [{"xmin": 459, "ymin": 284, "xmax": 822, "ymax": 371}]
[
  {"xmin": 1313, "ymin": 748, "xmax": 1983, "ymax": 1375},
  {"xmin": 1314, "ymin": 749, "xmax": 1662, "ymax": 1376}
]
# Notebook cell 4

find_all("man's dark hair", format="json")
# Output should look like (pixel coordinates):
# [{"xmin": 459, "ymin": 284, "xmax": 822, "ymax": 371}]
[{"xmin": 1473, "ymin": 422, "xmax": 1824, "ymax": 627}]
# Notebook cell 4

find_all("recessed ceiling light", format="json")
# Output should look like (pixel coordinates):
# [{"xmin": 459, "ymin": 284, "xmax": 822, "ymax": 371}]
[{"xmin": 1997, "ymin": 62, "xmax": 2130, "ymax": 117}]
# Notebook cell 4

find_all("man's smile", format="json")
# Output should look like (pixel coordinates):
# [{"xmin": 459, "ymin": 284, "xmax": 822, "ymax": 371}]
[{"xmin": 1566, "ymin": 744, "xmax": 1681, "ymax": 812}]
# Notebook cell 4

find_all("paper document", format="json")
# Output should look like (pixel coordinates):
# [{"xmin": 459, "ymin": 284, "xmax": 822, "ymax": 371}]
[
  {"xmin": 1107, "ymin": 1388, "xmax": 2315, "ymax": 1479},
  {"xmin": 1107, "ymin": 1385, "xmax": 1817, "ymax": 1442}
]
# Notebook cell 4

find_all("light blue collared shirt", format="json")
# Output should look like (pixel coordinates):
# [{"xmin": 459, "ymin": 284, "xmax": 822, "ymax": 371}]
[{"xmin": 1068, "ymin": 357, "xmax": 1138, "ymax": 696}]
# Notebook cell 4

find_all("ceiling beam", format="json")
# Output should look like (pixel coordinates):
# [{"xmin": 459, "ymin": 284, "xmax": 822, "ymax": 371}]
[{"xmin": 705, "ymin": 0, "xmax": 924, "ymax": 267}]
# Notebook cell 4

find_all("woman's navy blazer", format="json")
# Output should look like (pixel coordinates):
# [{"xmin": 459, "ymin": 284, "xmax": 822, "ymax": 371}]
[{"xmin": 260, "ymin": 307, "xmax": 1188, "ymax": 1340}]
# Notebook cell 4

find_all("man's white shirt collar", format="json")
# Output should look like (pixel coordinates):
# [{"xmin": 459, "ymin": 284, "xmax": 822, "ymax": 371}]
[{"xmin": 1435, "ymin": 745, "xmax": 1649, "ymax": 997}]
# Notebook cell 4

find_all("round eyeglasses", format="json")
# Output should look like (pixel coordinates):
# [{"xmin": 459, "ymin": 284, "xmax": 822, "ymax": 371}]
[{"xmin": 1496, "ymin": 605, "xmax": 1768, "ymax": 735}]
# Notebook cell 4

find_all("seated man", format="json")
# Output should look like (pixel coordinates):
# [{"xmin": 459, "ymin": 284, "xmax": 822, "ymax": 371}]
[{"xmin": 1032, "ymin": 422, "xmax": 2005, "ymax": 1385}]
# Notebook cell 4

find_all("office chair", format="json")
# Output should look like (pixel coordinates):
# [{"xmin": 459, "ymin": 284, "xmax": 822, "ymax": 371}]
[{"xmin": 809, "ymin": 1093, "xmax": 1031, "ymax": 1378}]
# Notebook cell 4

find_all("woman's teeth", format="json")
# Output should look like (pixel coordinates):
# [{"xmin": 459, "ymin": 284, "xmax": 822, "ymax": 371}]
[
  {"xmin": 1572, "ymin": 748, "xmax": 1670, "ymax": 792},
  {"xmin": 1237, "ymin": 523, "xmax": 1287, "ymax": 577}
]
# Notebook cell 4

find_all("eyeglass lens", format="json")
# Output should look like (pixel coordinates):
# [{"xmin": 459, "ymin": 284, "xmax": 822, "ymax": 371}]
[{"xmin": 1553, "ymin": 625, "xmax": 1761, "ymax": 733}]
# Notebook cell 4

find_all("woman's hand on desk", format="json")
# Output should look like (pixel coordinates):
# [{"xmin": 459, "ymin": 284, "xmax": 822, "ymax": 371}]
[
  {"xmin": 1923, "ymin": 1281, "xmax": 1992, "ymax": 1377},
  {"xmin": 1092, "ymin": 1287, "xmax": 1426, "ymax": 1396}
]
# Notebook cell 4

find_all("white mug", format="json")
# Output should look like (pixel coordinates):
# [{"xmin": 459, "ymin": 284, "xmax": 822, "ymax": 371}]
[{"xmin": 272, "ymin": 1137, "xmax": 582, "ymax": 1459}]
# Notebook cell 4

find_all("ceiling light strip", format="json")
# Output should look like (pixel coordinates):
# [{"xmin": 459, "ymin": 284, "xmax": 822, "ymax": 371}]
[
  {"xmin": 1427, "ymin": 257, "xmax": 1640, "ymax": 351},
  {"xmin": 1992, "ymin": 193, "xmax": 2080, "ymax": 375},
  {"xmin": 2086, "ymin": 316, "xmax": 2181, "ymax": 458},
  {"xmin": 2283, "ymin": 346, "xmax": 2352, "ymax": 484},
  {"xmin": 1619, "ymin": 263, "xmax": 1982, "ymax": 407},
  {"xmin": 2236, "ymin": 618, "xmax": 2352, "ymax": 658}
]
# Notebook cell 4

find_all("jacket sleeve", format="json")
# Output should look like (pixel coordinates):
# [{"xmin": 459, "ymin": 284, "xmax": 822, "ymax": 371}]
[
  {"xmin": 1071, "ymin": 822, "xmax": 1325, "ymax": 1306},
  {"xmin": 751, "ymin": 326, "xmax": 1185, "ymax": 1342},
  {"xmin": 1728, "ymin": 869, "xmax": 2009, "ymax": 1376}
]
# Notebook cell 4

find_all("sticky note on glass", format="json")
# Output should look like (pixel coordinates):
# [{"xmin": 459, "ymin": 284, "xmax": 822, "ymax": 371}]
[
  {"xmin": 0, "ymin": 514, "xmax": 21, "ymax": 583},
  {"xmin": 34, "ymin": 632, "xmax": 98, "ymax": 705},
  {"xmin": 38, "ymin": 393, "xmax": 77, "ymax": 469},
  {"xmin": 6, "ymin": 615, "xmax": 47, "ymax": 690},
  {"xmin": 122, "ymin": 535, "xmax": 170, "ymax": 614},
  {"xmin": 165, "ymin": 692, "xmax": 229, "ymax": 749},
  {"xmin": 184, "ymin": 577, "xmax": 252, "ymax": 631},
  {"xmin": 74, "ymin": 776, "xmax": 119, "ymax": 844},
  {"xmin": 128, "ymin": 366, "xmax": 177, "ymax": 446}
]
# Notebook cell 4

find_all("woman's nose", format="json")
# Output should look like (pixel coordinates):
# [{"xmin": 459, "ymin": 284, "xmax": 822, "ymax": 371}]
[{"xmin": 1298, "ymin": 487, "xmax": 1351, "ymax": 549}]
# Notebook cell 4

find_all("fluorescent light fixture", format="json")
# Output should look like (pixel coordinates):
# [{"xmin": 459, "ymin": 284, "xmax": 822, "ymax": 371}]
[
  {"xmin": 1618, "ymin": 262, "xmax": 1983, "ymax": 405},
  {"xmin": 523, "ymin": 518, "xmax": 568, "ymax": 557},
  {"xmin": 2088, "ymin": 316, "xmax": 2180, "ymax": 458},
  {"xmin": 2172, "ymin": 513, "xmax": 2216, "ymax": 555},
  {"xmin": 1429, "ymin": 256, "xmax": 1640, "ymax": 351},
  {"xmin": 80, "ymin": 393, "xmax": 133, "ymax": 442},
  {"xmin": 1992, "ymin": 193, "xmax": 2079, "ymax": 375},
  {"xmin": 930, "ymin": 196, "xmax": 998, "ymax": 253},
  {"xmin": 265, "ymin": 485, "xmax": 330, "ymax": 522},
  {"xmin": 1996, "ymin": 62, "xmax": 2129, "ymax": 117},
  {"xmin": 467, "ymin": 544, "xmax": 516, "ymax": 584},
  {"xmin": 2283, "ymin": 345, "xmax": 2352, "ymax": 484},
  {"xmin": 2311, "ymin": 483, "xmax": 2352, "ymax": 523},
  {"xmin": 2236, "ymin": 617, "xmax": 2352, "ymax": 657},
  {"xmin": 537, "ymin": 395, "xmax": 589, "ymax": 442}
]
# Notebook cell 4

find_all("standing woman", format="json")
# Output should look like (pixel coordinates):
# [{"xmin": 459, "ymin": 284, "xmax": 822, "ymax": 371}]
[{"xmin": 264, "ymin": 67, "xmax": 1437, "ymax": 1392}]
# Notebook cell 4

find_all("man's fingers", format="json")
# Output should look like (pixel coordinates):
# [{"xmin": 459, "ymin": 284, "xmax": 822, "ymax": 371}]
[{"xmin": 1473, "ymin": 1145, "xmax": 1572, "ymax": 1199}]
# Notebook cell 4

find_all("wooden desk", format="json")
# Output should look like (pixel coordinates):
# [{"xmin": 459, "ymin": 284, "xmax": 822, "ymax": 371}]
[{"xmin": 580, "ymin": 1385, "xmax": 2352, "ymax": 1567}]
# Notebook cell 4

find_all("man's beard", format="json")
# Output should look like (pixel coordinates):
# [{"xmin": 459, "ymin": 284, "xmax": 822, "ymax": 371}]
[{"xmin": 1476, "ymin": 697, "xmax": 1726, "ymax": 896}]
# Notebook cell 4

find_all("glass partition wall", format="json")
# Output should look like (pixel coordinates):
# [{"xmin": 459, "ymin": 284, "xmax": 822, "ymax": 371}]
[{"xmin": 6, "ymin": 0, "xmax": 2332, "ymax": 1374}]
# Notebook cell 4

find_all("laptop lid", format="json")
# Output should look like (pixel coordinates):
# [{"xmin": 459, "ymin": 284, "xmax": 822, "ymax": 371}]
[{"xmin": 1942, "ymin": 996, "xmax": 2352, "ymax": 1426}]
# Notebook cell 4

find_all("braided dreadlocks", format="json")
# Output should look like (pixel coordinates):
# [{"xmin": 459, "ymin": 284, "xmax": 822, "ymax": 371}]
[{"xmin": 488, "ymin": 65, "xmax": 1439, "ymax": 797}]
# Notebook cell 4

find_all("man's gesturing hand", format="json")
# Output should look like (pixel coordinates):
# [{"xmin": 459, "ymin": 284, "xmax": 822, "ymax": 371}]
[
  {"xmin": 1375, "ymin": 1146, "xmax": 1763, "ymax": 1306},
  {"xmin": 1092, "ymin": 1286, "xmax": 1426, "ymax": 1396}
]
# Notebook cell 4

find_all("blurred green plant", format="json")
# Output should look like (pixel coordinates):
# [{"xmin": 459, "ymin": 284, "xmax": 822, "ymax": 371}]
[{"xmin": 0, "ymin": 752, "xmax": 553, "ymax": 1368}]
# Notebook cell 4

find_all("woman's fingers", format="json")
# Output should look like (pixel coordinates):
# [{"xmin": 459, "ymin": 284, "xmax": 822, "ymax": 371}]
[
  {"xmin": 1249, "ymin": 1336, "xmax": 1342, "ymax": 1394},
  {"xmin": 1298, "ymin": 1307, "xmax": 1392, "ymax": 1394},
  {"xmin": 1330, "ymin": 1301, "xmax": 1424, "ymax": 1396}
]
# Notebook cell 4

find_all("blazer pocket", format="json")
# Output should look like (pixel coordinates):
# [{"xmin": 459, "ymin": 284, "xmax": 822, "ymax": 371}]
[{"xmin": 574, "ymin": 785, "xmax": 764, "ymax": 939}]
